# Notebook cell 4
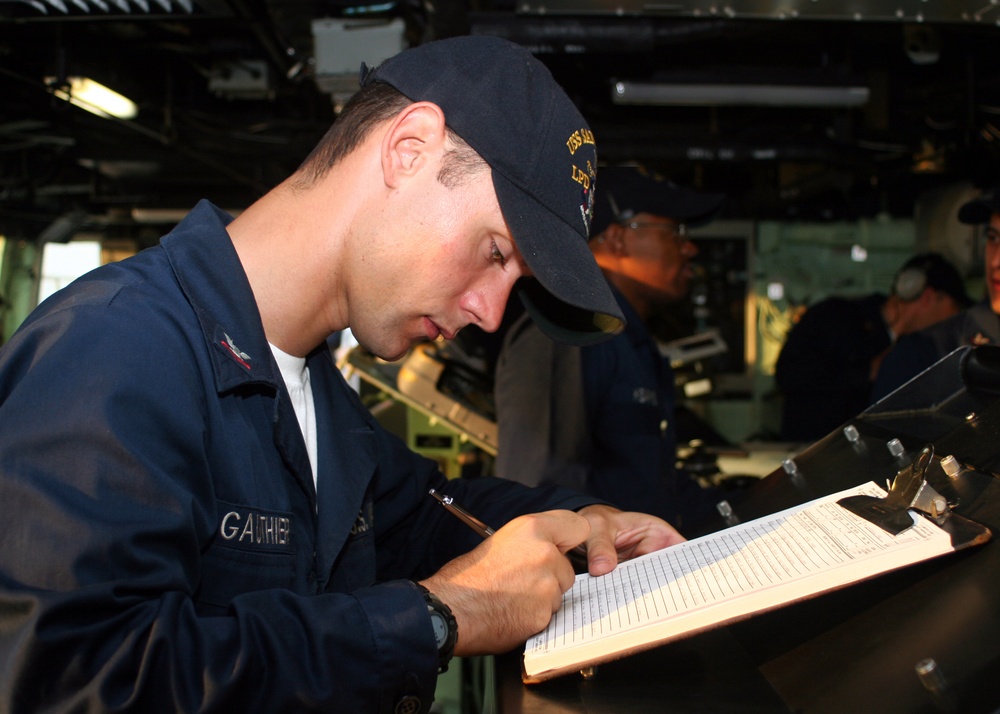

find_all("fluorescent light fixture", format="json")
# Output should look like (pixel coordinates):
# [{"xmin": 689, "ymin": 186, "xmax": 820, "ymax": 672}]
[
  {"xmin": 47, "ymin": 76, "xmax": 138, "ymax": 120},
  {"xmin": 612, "ymin": 80, "xmax": 870, "ymax": 108}
]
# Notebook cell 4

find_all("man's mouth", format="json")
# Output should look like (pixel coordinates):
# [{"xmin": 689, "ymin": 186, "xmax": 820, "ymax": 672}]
[
  {"xmin": 423, "ymin": 318, "xmax": 441, "ymax": 341},
  {"xmin": 424, "ymin": 318, "xmax": 459, "ymax": 341}
]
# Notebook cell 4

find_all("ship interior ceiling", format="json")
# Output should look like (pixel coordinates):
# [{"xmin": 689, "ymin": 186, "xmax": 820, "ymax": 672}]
[{"xmin": 0, "ymin": 0, "xmax": 999, "ymax": 250}]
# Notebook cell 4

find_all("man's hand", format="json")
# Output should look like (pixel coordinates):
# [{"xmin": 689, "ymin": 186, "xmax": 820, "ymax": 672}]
[
  {"xmin": 419, "ymin": 509, "xmax": 590, "ymax": 657},
  {"xmin": 576, "ymin": 504, "xmax": 686, "ymax": 577}
]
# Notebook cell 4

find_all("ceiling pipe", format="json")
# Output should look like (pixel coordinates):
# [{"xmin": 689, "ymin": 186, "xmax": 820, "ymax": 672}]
[{"xmin": 468, "ymin": 14, "xmax": 743, "ymax": 53}]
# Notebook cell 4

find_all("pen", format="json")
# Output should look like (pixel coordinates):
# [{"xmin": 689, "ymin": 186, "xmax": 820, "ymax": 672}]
[
  {"xmin": 428, "ymin": 488, "xmax": 495, "ymax": 537},
  {"xmin": 429, "ymin": 488, "xmax": 589, "ymax": 569}
]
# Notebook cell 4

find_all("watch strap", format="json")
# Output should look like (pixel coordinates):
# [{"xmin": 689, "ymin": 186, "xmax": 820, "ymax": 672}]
[{"xmin": 415, "ymin": 583, "xmax": 458, "ymax": 673}]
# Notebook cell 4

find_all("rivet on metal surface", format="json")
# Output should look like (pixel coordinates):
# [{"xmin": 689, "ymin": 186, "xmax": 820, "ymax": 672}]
[
  {"xmin": 914, "ymin": 657, "xmax": 956, "ymax": 712},
  {"xmin": 939, "ymin": 454, "xmax": 961, "ymax": 478},
  {"xmin": 915, "ymin": 657, "xmax": 945, "ymax": 690},
  {"xmin": 717, "ymin": 500, "xmax": 739, "ymax": 526},
  {"xmin": 887, "ymin": 438, "xmax": 905, "ymax": 457}
]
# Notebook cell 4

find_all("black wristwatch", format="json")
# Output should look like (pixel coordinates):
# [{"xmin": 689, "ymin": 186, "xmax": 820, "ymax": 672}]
[{"xmin": 415, "ymin": 584, "xmax": 458, "ymax": 673}]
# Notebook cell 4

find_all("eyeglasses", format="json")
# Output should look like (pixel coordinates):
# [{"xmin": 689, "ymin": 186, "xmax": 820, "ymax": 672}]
[{"xmin": 622, "ymin": 221, "xmax": 689, "ymax": 244}]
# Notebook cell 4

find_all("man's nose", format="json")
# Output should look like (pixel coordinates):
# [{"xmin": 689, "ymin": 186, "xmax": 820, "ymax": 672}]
[
  {"xmin": 464, "ymin": 281, "xmax": 512, "ymax": 334},
  {"xmin": 477, "ymin": 289, "xmax": 510, "ymax": 333}
]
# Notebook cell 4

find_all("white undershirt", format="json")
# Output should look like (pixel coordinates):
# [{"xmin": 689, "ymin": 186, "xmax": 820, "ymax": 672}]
[{"xmin": 269, "ymin": 343, "xmax": 318, "ymax": 487}]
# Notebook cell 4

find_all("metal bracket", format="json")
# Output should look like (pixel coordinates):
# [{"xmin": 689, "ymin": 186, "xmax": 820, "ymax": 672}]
[
  {"xmin": 888, "ymin": 445, "xmax": 950, "ymax": 525},
  {"xmin": 838, "ymin": 445, "xmax": 951, "ymax": 535}
]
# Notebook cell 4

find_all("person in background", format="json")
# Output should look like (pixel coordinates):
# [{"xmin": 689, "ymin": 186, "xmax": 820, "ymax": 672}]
[
  {"xmin": 776, "ymin": 252, "xmax": 971, "ymax": 441},
  {"xmin": 0, "ymin": 37, "xmax": 684, "ymax": 713},
  {"xmin": 872, "ymin": 188, "xmax": 1000, "ymax": 400},
  {"xmin": 494, "ymin": 165, "xmax": 726, "ymax": 533}
]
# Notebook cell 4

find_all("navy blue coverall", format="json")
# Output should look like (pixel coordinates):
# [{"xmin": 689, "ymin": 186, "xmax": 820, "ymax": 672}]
[{"xmin": 0, "ymin": 201, "xmax": 598, "ymax": 713}]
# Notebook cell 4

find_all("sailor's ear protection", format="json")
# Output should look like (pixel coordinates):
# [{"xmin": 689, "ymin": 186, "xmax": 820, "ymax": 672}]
[{"xmin": 893, "ymin": 265, "xmax": 928, "ymax": 302}]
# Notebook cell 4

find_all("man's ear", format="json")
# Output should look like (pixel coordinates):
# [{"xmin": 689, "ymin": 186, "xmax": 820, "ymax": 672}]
[
  {"xmin": 380, "ymin": 102, "xmax": 448, "ymax": 188},
  {"xmin": 883, "ymin": 294, "xmax": 900, "ymax": 323},
  {"xmin": 604, "ymin": 223, "xmax": 629, "ymax": 256}
]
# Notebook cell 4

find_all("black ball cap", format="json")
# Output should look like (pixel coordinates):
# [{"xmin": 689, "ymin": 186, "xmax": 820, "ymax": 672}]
[
  {"xmin": 958, "ymin": 186, "xmax": 1000, "ymax": 226},
  {"xmin": 590, "ymin": 166, "xmax": 726, "ymax": 237},
  {"xmin": 362, "ymin": 35, "xmax": 624, "ymax": 345}
]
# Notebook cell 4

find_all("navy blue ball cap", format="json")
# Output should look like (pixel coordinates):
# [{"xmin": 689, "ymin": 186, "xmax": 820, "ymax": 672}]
[
  {"xmin": 958, "ymin": 186, "xmax": 1000, "ymax": 225},
  {"xmin": 361, "ymin": 35, "xmax": 624, "ymax": 346},
  {"xmin": 590, "ymin": 165, "xmax": 726, "ymax": 237}
]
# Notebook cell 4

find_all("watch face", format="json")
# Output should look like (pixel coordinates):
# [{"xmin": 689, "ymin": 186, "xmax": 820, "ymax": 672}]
[{"xmin": 430, "ymin": 612, "xmax": 448, "ymax": 648}]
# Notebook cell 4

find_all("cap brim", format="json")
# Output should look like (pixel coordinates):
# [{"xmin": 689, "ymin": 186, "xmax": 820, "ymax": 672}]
[
  {"xmin": 493, "ymin": 169, "xmax": 625, "ymax": 346},
  {"xmin": 652, "ymin": 186, "xmax": 726, "ymax": 226},
  {"xmin": 590, "ymin": 171, "xmax": 726, "ymax": 236},
  {"xmin": 958, "ymin": 198, "xmax": 999, "ymax": 225}
]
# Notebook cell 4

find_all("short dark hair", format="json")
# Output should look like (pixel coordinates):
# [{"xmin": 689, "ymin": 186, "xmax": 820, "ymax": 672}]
[
  {"xmin": 293, "ymin": 82, "xmax": 485, "ymax": 189},
  {"xmin": 436, "ymin": 133, "xmax": 484, "ymax": 188}
]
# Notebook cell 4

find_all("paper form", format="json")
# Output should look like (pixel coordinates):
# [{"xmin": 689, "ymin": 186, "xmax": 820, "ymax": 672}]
[{"xmin": 523, "ymin": 482, "xmax": 956, "ymax": 680}]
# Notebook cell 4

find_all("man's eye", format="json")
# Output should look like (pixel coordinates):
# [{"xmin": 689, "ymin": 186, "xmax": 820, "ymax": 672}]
[{"xmin": 491, "ymin": 242, "xmax": 507, "ymax": 266}]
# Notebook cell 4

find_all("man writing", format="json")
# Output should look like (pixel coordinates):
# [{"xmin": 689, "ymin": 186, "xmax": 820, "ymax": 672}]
[
  {"xmin": 494, "ymin": 166, "xmax": 725, "ymax": 531},
  {"xmin": 0, "ymin": 37, "xmax": 682, "ymax": 713}
]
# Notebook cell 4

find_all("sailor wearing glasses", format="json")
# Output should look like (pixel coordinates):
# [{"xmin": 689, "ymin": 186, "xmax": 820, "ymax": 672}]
[{"xmin": 495, "ymin": 166, "xmax": 726, "ymax": 532}]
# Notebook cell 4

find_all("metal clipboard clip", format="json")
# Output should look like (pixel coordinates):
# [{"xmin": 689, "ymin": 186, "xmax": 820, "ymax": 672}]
[{"xmin": 838, "ymin": 445, "xmax": 951, "ymax": 536}]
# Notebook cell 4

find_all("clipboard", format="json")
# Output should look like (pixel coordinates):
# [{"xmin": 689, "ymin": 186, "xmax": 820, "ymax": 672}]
[{"xmin": 521, "ymin": 446, "xmax": 992, "ymax": 685}]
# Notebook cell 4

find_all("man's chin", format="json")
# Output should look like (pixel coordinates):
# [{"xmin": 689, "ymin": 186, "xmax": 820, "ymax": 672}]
[
  {"xmin": 366, "ymin": 338, "xmax": 436, "ymax": 363},
  {"xmin": 375, "ymin": 347, "xmax": 411, "ymax": 362},
  {"xmin": 652, "ymin": 288, "xmax": 688, "ymax": 306},
  {"xmin": 353, "ymin": 336, "xmax": 408, "ymax": 363}
]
